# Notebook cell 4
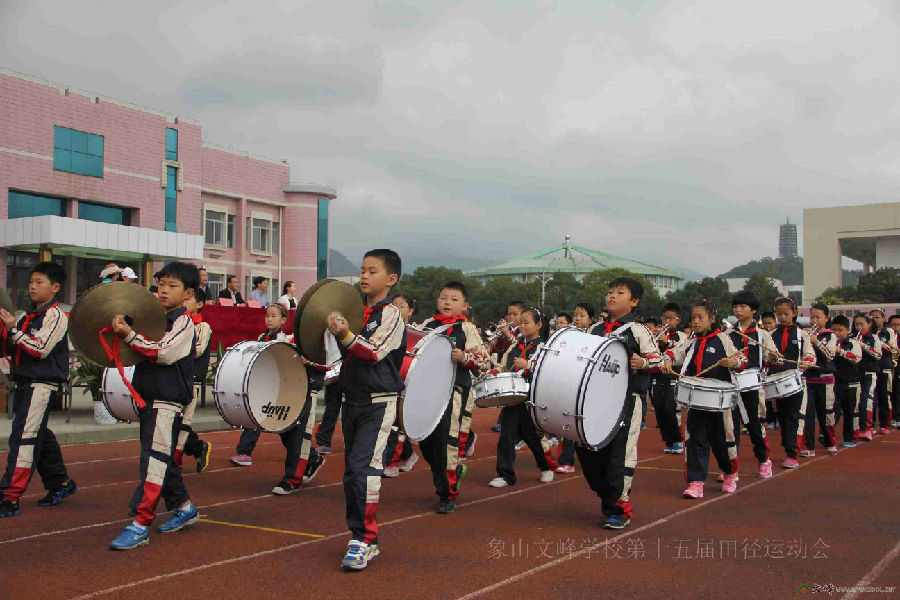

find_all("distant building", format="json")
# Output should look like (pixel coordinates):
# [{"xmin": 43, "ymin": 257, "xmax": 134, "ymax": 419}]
[
  {"xmin": 465, "ymin": 236, "xmax": 682, "ymax": 295},
  {"xmin": 779, "ymin": 218, "xmax": 798, "ymax": 258}
]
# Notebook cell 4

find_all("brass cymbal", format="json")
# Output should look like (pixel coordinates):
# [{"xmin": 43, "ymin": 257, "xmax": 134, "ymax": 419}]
[
  {"xmin": 69, "ymin": 282, "xmax": 167, "ymax": 367},
  {"xmin": 294, "ymin": 279, "xmax": 333, "ymax": 326},
  {"xmin": 295, "ymin": 280, "xmax": 363, "ymax": 364}
]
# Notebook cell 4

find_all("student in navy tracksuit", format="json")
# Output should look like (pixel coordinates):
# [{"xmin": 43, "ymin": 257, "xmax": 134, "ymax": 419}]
[
  {"xmin": 328, "ymin": 249, "xmax": 407, "ymax": 571},
  {"xmin": 802, "ymin": 303, "xmax": 839, "ymax": 456},
  {"xmin": 652, "ymin": 302, "xmax": 688, "ymax": 456},
  {"xmin": 853, "ymin": 314, "xmax": 882, "ymax": 441},
  {"xmin": 830, "ymin": 316, "xmax": 863, "ymax": 447},
  {"xmin": 890, "ymin": 314, "xmax": 900, "ymax": 429},
  {"xmin": 0, "ymin": 262, "xmax": 77, "ymax": 518},
  {"xmin": 108, "ymin": 262, "xmax": 200, "ymax": 550},
  {"xmin": 869, "ymin": 308, "xmax": 897, "ymax": 433},
  {"xmin": 663, "ymin": 300, "xmax": 745, "ymax": 498}
]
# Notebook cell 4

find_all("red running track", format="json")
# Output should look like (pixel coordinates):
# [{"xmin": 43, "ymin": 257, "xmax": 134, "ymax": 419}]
[{"xmin": 0, "ymin": 409, "xmax": 897, "ymax": 600}]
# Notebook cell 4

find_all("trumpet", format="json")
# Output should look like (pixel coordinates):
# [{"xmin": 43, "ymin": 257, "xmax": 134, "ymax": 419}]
[{"xmin": 482, "ymin": 320, "xmax": 516, "ymax": 344}]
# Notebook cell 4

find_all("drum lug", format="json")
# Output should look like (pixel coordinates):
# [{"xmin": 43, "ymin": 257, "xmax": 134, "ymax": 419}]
[
  {"xmin": 525, "ymin": 401, "xmax": 548, "ymax": 411},
  {"xmin": 539, "ymin": 347, "xmax": 560, "ymax": 356},
  {"xmin": 562, "ymin": 411, "xmax": 585, "ymax": 420},
  {"xmin": 576, "ymin": 354, "xmax": 598, "ymax": 365},
  {"xmin": 562, "ymin": 424, "xmax": 570, "ymax": 431}
]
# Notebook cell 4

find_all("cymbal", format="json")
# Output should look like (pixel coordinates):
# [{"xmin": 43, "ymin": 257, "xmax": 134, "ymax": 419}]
[
  {"xmin": 69, "ymin": 282, "xmax": 167, "ymax": 367},
  {"xmin": 294, "ymin": 281, "xmax": 363, "ymax": 364},
  {"xmin": 294, "ymin": 279, "xmax": 333, "ymax": 325}
]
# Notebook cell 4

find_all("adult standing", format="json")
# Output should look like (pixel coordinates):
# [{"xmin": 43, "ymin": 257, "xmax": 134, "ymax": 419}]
[{"xmin": 197, "ymin": 268, "xmax": 210, "ymax": 300}]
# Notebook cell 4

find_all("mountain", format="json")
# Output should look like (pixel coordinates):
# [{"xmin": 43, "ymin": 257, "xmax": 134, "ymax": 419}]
[
  {"xmin": 328, "ymin": 249, "xmax": 359, "ymax": 277},
  {"xmin": 718, "ymin": 256, "xmax": 862, "ymax": 286}
]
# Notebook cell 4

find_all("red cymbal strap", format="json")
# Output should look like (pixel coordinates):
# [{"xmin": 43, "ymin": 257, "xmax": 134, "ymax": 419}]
[{"xmin": 98, "ymin": 325, "xmax": 146, "ymax": 409}]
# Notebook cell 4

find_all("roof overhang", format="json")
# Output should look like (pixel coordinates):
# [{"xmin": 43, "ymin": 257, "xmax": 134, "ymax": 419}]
[
  {"xmin": 0, "ymin": 216, "xmax": 204, "ymax": 262},
  {"xmin": 283, "ymin": 183, "xmax": 337, "ymax": 199}
]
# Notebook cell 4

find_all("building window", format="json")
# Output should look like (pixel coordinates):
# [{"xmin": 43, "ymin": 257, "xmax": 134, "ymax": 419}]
[
  {"xmin": 251, "ymin": 217, "xmax": 272, "ymax": 254},
  {"xmin": 8, "ymin": 191, "xmax": 65, "ymax": 219},
  {"xmin": 226, "ymin": 214, "xmax": 235, "ymax": 248},
  {"xmin": 165, "ymin": 128, "xmax": 178, "ymax": 161},
  {"xmin": 207, "ymin": 272, "xmax": 225, "ymax": 299},
  {"xmin": 204, "ymin": 210, "xmax": 226, "ymax": 247},
  {"xmin": 165, "ymin": 166, "xmax": 177, "ymax": 232},
  {"xmin": 271, "ymin": 278, "xmax": 280, "ymax": 304},
  {"xmin": 272, "ymin": 222, "xmax": 280, "ymax": 255},
  {"xmin": 54, "ymin": 126, "xmax": 103, "ymax": 178},
  {"xmin": 78, "ymin": 201, "xmax": 130, "ymax": 226},
  {"xmin": 317, "ymin": 199, "xmax": 328, "ymax": 280}
]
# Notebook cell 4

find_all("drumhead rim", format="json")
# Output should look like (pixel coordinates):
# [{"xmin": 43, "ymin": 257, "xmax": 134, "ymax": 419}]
[
  {"xmin": 577, "ymin": 337, "xmax": 629, "ymax": 450},
  {"xmin": 401, "ymin": 335, "xmax": 456, "ymax": 442}
]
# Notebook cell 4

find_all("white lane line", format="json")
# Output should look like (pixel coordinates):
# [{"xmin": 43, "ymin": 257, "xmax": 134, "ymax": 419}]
[{"xmin": 839, "ymin": 541, "xmax": 900, "ymax": 600}]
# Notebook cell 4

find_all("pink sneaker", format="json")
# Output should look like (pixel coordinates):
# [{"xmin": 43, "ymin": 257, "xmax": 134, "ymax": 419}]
[
  {"xmin": 757, "ymin": 460, "xmax": 773, "ymax": 478},
  {"xmin": 722, "ymin": 473, "xmax": 738, "ymax": 493},
  {"xmin": 683, "ymin": 481, "xmax": 704, "ymax": 499},
  {"xmin": 878, "ymin": 427, "xmax": 891, "ymax": 435},
  {"xmin": 782, "ymin": 458, "xmax": 799, "ymax": 469},
  {"xmin": 716, "ymin": 473, "xmax": 724, "ymax": 483},
  {"xmin": 859, "ymin": 431, "xmax": 873, "ymax": 441},
  {"xmin": 799, "ymin": 449, "xmax": 815, "ymax": 458},
  {"xmin": 229, "ymin": 454, "xmax": 252, "ymax": 466},
  {"xmin": 555, "ymin": 465, "xmax": 575, "ymax": 473},
  {"xmin": 826, "ymin": 446, "xmax": 838, "ymax": 455}
]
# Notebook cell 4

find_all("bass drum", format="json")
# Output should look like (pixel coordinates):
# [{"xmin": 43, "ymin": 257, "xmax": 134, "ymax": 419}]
[
  {"xmin": 101, "ymin": 366, "xmax": 139, "ymax": 422},
  {"xmin": 529, "ymin": 327, "xmax": 630, "ymax": 449},
  {"xmin": 399, "ymin": 325, "xmax": 455, "ymax": 442},
  {"xmin": 213, "ymin": 341, "xmax": 308, "ymax": 433}
]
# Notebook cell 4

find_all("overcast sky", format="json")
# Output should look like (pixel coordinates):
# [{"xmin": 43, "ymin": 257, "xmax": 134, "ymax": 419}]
[{"xmin": 3, "ymin": 0, "xmax": 898, "ymax": 275}]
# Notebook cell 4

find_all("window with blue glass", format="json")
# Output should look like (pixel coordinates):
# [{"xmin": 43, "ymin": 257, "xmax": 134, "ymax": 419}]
[
  {"xmin": 53, "ymin": 126, "xmax": 103, "ymax": 177},
  {"xmin": 78, "ymin": 201, "xmax": 130, "ymax": 226},
  {"xmin": 8, "ymin": 191, "xmax": 66, "ymax": 219},
  {"xmin": 317, "ymin": 199, "xmax": 328, "ymax": 280},
  {"xmin": 165, "ymin": 167, "xmax": 177, "ymax": 232},
  {"xmin": 166, "ymin": 128, "xmax": 178, "ymax": 161}
]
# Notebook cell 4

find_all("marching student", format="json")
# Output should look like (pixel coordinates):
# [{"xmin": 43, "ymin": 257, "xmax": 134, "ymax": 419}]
[
  {"xmin": 419, "ymin": 282, "xmax": 487, "ymax": 513},
  {"xmin": 0, "ymin": 262, "xmax": 77, "ymax": 518},
  {"xmin": 108, "ymin": 262, "xmax": 200, "ymax": 549},
  {"xmin": 327, "ymin": 249, "xmax": 406, "ymax": 571},
  {"xmin": 853, "ymin": 313, "xmax": 882, "ymax": 441},
  {"xmin": 831, "ymin": 315, "xmax": 863, "ymax": 447},
  {"xmin": 869, "ymin": 308, "xmax": 897, "ymax": 434},
  {"xmin": 488, "ymin": 301, "xmax": 526, "ymax": 433},
  {"xmin": 662, "ymin": 300, "xmax": 745, "ymax": 498},
  {"xmin": 382, "ymin": 294, "xmax": 419, "ymax": 477},
  {"xmin": 760, "ymin": 312, "xmax": 777, "ymax": 333},
  {"xmin": 759, "ymin": 310, "xmax": 779, "ymax": 429},
  {"xmin": 768, "ymin": 297, "xmax": 816, "ymax": 468},
  {"xmin": 651, "ymin": 302, "xmax": 688, "ymax": 456},
  {"xmin": 578, "ymin": 277, "xmax": 662, "ymax": 530},
  {"xmin": 801, "ymin": 303, "xmax": 839, "ymax": 456},
  {"xmin": 890, "ymin": 314, "xmax": 900, "ymax": 429},
  {"xmin": 554, "ymin": 313, "xmax": 572, "ymax": 329},
  {"xmin": 489, "ymin": 307, "xmax": 557, "ymax": 488},
  {"xmin": 572, "ymin": 302, "xmax": 597, "ymax": 334},
  {"xmin": 173, "ymin": 289, "xmax": 213, "ymax": 473}
]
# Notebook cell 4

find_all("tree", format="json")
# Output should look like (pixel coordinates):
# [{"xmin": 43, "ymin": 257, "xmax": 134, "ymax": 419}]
[
  {"xmin": 540, "ymin": 271, "xmax": 583, "ymax": 319},
  {"xmin": 741, "ymin": 273, "xmax": 781, "ymax": 314},
  {"xmin": 815, "ymin": 268, "xmax": 900, "ymax": 305},
  {"xmin": 665, "ymin": 277, "xmax": 732, "ymax": 319},
  {"xmin": 394, "ymin": 266, "xmax": 474, "ymax": 321}
]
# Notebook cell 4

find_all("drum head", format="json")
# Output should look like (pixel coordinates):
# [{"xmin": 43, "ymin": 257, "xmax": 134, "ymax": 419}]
[
  {"xmin": 402, "ymin": 333, "xmax": 454, "ymax": 441},
  {"xmin": 579, "ymin": 338, "xmax": 630, "ymax": 448},
  {"xmin": 247, "ymin": 342, "xmax": 308, "ymax": 433}
]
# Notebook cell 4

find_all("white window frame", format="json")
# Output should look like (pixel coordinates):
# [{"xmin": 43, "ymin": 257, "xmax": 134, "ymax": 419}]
[
  {"xmin": 203, "ymin": 207, "xmax": 227, "ymax": 249},
  {"xmin": 249, "ymin": 211, "xmax": 275, "ymax": 256},
  {"xmin": 205, "ymin": 267, "xmax": 227, "ymax": 300}
]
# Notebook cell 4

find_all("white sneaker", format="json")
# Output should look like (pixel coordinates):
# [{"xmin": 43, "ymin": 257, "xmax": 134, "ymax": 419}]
[
  {"xmin": 488, "ymin": 477, "xmax": 510, "ymax": 488},
  {"xmin": 514, "ymin": 441, "xmax": 526, "ymax": 451},
  {"xmin": 540, "ymin": 470, "xmax": 554, "ymax": 483},
  {"xmin": 94, "ymin": 402, "xmax": 118, "ymax": 425},
  {"xmin": 399, "ymin": 453, "xmax": 419, "ymax": 472},
  {"xmin": 383, "ymin": 466, "xmax": 400, "ymax": 478}
]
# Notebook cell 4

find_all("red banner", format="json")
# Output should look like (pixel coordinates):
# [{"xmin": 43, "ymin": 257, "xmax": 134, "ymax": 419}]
[{"xmin": 202, "ymin": 305, "xmax": 295, "ymax": 353}]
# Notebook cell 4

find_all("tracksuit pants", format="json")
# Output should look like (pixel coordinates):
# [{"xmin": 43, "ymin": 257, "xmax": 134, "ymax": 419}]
[
  {"xmin": 342, "ymin": 399, "xmax": 396, "ymax": 544},
  {"xmin": 384, "ymin": 429, "xmax": 414, "ymax": 467},
  {"xmin": 315, "ymin": 383, "xmax": 343, "ymax": 447},
  {"xmin": 685, "ymin": 407, "xmax": 737, "ymax": 482},
  {"xmin": 575, "ymin": 394, "xmax": 642, "ymax": 520},
  {"xmin": 651, "ymin": 377, "xmax": 682, "ymax": 446},
  {"xmin": 835, "ymin": 382, "xmax": 859, "ymax": 443},
  {"xmin": 859, "ymin": 372, "xmax": 877, "ymax": 433},
  {"xmin": 457, "ymin": 385, "xmax": 477, "ymax": 460},
  {"xmin": 892, "ymin": 366, "xmax": 899, "ymax": 423},
  {"xmin": 496, "ymin": 402, "xmax": 556, "ymax": 485},
  {"xmin": 419, "ymin": 386, "xmax": 467, "ymax": 499},
  {"xmin": 738, "ymin": 389, "xmax": 769, "ymax": 463},
  {"xmin": 1, "ymin": 383, "xmax": 69, "ymax": 502},
  {"xmin": 128, "ymin": 401, "xmax": 189, "ymax": 526},
  {"xmin": 776, "ymin": 389, "xmax": 804, "ymax": 459},
  {"xmin": 875, "ymin": 369, "xmax": 893, "ymax": 428},
  {"xmin": 557, "ymin": 438, "xmax": 577, "ymax": 467},
  {"xmin": 174, "ymin": 384, "xmax": 205, "ymax": 465},
  {"xmin": 801, "ymin": 382, "xmax": 836, "ymax": 449}
]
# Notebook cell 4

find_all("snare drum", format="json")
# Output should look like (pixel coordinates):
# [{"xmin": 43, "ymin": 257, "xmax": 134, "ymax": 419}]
[
  {"xmin": 675, "ymin": 377, "xmax": 738, "ymax": 411},
  {"xmin": 213, "ymin": 341, "xmax": 309, "ymax": 433},
  {"xmin": 528, "ymin": 327, "xmax": 630, "ymax": 449},
  {"xmin": 399, "ymin": 325, "xmax": 455, "ymax": 442},
  {"xmin": 731, "ymin": 367, "xmax": 764, "ymax": 392},
  {"xmin": 101, "ymin": 366, "xmax": 139, "ymax": 422},
  {"xmin": 762, "ymin": 370, "xmax": 804, "ymax": 401},
  {"xmin": 474, "ymin": 372, "xmax": 529, "ymax": 408}
]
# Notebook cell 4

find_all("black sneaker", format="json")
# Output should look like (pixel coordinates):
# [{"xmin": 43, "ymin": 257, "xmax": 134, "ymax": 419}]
[
  {"xmin": 303, "ymin": 452, "xmax": 325, "ymax": 484},
  {"xmin": 0, "ymin": 498, "xmax": 21, "ymax": 517},
  {"xmin": 37, "ymin": 479, "xmax": 78, "ymax": 507},
  {"xmin": 435, "ymin": 498, "xmax": 456, "ymax": 514},
  {"xmin": 272, "ymin": 479, "xmax": 302, "ymax": 495},
  {"xmin": 196, "ymin": 441, "xmax": 212, "ymax": 474},
  {"xmin": 602, "ymin": 514, "xmax": 630, "ymax": 530},
  {"xmin": 451, "ymin": 463, "xmax": 467, "ymax": 495},
  {"xmin": 491, "ymin": 424, "xmax": 501, "ymax": 433}
]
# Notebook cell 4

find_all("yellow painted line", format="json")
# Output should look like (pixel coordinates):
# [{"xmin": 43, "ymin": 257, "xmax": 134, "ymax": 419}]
[
  {"xmin": 878, "ymin": 440, "xmax": 899, "ymax": 444},
  {"xmin": 638, "ymin": 466, "xmax": 683, "ymax": 473},
  {"xmin": 199, "ymin": 515, "xmax": 324, "ymax": 538}
]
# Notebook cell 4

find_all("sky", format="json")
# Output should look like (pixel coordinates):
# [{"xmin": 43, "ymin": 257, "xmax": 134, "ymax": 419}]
[{"xmin": 2, "ymin": 0, "xmax": 898, "ymax": 276}]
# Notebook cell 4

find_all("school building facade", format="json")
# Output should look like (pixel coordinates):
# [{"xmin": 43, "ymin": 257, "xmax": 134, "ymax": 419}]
[{"xmin": 0, "ymin": 68, "xmax": 335, "ymax": 309}]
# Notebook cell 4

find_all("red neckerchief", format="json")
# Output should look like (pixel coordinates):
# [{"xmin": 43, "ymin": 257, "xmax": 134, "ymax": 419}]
[
  {"xmin": 778, "ymin": 324, "xmax": 797, "ymax": 355},
  {"xmin": 514, "ymin": 339, "xmax": 538, "ymax": 372},
  {"xmin": 602, "ymin": 320, "xmax": 623, "ymax": 335},
  {"xmin": 431, "ymin": 313, "xmax": 467, "ymax": 326},
  {"xmin": 693, "ymin": 329, "xmax": 721, "ymax": 375},
  {"xmin": 190, "ymin": 313, "xmax": 203, "ymax": 324},
  {"xmin": 262, "ymin": 329, "xmax": 279, "ymax": 341},
  {"xmin": 737, "ymin": 322, "xmax": 756, "ymax": 354},
  {"xmin": 363, "ymin": 301, "xmax": 390, "ymax": 326},
  {"xmin": 15, "ymin": 301, "xmax": 58, "ymax": 367}
]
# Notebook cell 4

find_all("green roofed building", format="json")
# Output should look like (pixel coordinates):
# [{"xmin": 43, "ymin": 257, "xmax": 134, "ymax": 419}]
[{"xmin": 465, "ymin": 236, "xmax": 683, "ymax": 295}]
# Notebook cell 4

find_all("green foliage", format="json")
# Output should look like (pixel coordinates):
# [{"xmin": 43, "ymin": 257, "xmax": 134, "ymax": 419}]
[
  {"xmin": 720, "ymin": 256, "xmax": 803, "ymax": 285},
  {"xmin": 665, "ymin": 277, "xmax": 733, "ymax": 320},
  {"xmin": 70, "ymin": 358, "xmax": 104, "ymax": 403},
  {"xmin": 816, "ymin": 268, "xmax": 900, "ymax": 304},
  {"xmin": 741, "ymin": 273, "xmax": 782, "ymax": 314}
]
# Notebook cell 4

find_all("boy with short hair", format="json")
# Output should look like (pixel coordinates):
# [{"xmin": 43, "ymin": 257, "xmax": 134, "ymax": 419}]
[
  {"xmin": 0, "ymin": 262, "xmax": 77, "ymax": 518},
  {"xmin": 419, "ymin": 281, "xmax": 487, "ymax": 513},
  {"xmin": 174, "ymin": 289, "xmax": 212, "ymax": 473},
  {"xmin": 578, "ymin": 277, "xmax": 662, "ymax": 530},
  {"xmin": 108, "ymin": 261, "xmax": 200, "ymax": 549},
  {"xmin": 328, "ymin": 249, "xmax": 406, "ymax": 570},
  {"xmin": 831, "ymin": 316, "xmax": 862, "ymax": 446}
]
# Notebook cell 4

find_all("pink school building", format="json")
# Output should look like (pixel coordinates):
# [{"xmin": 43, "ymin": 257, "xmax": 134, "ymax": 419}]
[{"xmin": 0, "ymin": 68, "xmax": 335, "ymax": 309}]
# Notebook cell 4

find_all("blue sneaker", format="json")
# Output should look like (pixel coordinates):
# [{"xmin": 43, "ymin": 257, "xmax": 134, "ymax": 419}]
[
  {"xmin": 842, "ymin": 441, "xmax": 858, "ymax": 448},
  {"xmin": 602, "ymin": 514, "xmax": 631, "ymax": 530},
  {"xmin": 110, "ymin": 524, "xmax": 150, "ymax": 550},
  {"xmin": 672, "ymin": 442, "xmax": 684, "ymax": 454},
  {"xmin": 0, "ymin": 498, "xmax": 21, "ymax": 518},
  {"xmin": 314, "ymin": 445, "xmax": 332, "ymax": 455},
  {"xmin": 38, "ymin": 479, "xmax": 78, "ymax": 507},
  {"xmin": 157, "ymin": 504, "xmax": 199, "ymax": 533},
  {"xmin": 341, "ymin": 540, "xmax": 380, "ymax": 570}
]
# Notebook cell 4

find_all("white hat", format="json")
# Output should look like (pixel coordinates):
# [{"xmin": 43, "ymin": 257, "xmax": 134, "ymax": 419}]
[
  {"xmin": 121, "ymin": 267, "xmax": 137, "ymax": 280},
  {"xmin": 100, "ymin": 265, "xmax": 123, "ymax": 279}
]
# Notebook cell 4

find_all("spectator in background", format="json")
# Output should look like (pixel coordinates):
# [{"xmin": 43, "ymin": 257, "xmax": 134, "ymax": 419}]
[
  {"xmin": 218, "ymin": 275, "xmax": 245, "ymax": 305},
  {"xmin": 278, "ymin": 281, "xmax": 298, "ymax": 310},
  {"xmin": 249, "ymin": 276, "xmax": 271, "ymax": 308},
  {"xmin": 197, "ymin": 268, "xmax": 210, "ymax": 298},
  {"xmin": 121, "ymin": 267, "xmax": 138, "ymax": 282},
  {"xmin": 100, "ymin": 264, "xmax": 122, "ymax": 283}
]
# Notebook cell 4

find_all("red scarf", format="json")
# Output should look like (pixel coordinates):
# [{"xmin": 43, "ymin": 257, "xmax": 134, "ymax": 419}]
[
  {"xmin": 602, "ymin": 320, "xmax": 623, "ymax": 335},
  {"xmin": 431, "ymin": 313, "xmax": 467, "ymax": 326},
  {"xmin": 190, "ymin": 313, "xmax": 203, "ymax": 324},
  {"xmin": 693, "ymin": 329, "xmax": 721, "ymax": 375},
  {"xmin": 779, "ymin": 325, "xmax": 797, "ymax": 355},
  {"xmin": 514, "ymin": 339, "xmax": 538, "ymax": 372}
]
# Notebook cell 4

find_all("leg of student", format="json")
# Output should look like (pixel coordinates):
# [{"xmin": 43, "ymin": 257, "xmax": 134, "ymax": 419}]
[
  {"xmin": 876, "ymin": 370, "xmax": 891, "ymax": 428},
  {"xmin": 496, "ymin": 405, "xmax": 519, "ymax": 485},
  {"xmin": 719, "ymin": 409, "xmax": 738, "ymax": 476},
  {"xmin": 517, "ymin": 404, "xmax": 551, "ymax": 472},
  {"xmin": 740, "ymin": 389, "xmax": 769, "ymax": 464},
  {"xmin": 801, "ymin": 383, "xmax": 820, "ymax": 451},
  {"xmin": 776, "ymin": 390, "xmax": 803, "ymax": 459},
  {"xmin": 796, "ymin": 385, "xmax": 810, "ymax": 452},
  {"xmin": 175, "ymin": 395, "xmax": 198, "ymax": 465},
  {"xmin": 558, "ymin": 438, "xmax": 577, "ymax": 467},
  {"xmin": 0, "ymin": 384, "xmax": 62, "ymax": 502},
  {"xmin": 860, "ymin": 373, "xmax": 876, "ymax": 434},
  {"xmin": 34, "ymin": 390, "xmax": 70, "ymax": 493},
  {"xmin": 657, "ymin": 378, "xmax": 681, "ymax": 446},
  {"xmin": 129, "ymin": 402, "xmax": 188, "ymax": 524},
  {"xmin": 444, "ymin": 387, "xmax": 466, "ymax": 497},
  {"xmin": 236, "ymin": 428, "xmax": 261, "ymax": 456},
  {"xmin": 417, "ymin": 401, "xmax": 452, "ymax": 498},
  {"xmin": 316, "ymin": 383, "xmax": 343, "ymax": 448},
  {"xmin": 342, "ymin": 398, "xmax": 396, "ymax": 544},
  {"xmin": 457, "ymin": 387, "xmax": 476, "ymax": 460},
  {"xmin": 822, "ymin": 383, "xmax": 836, "ymax": 447},
  {"xmin": 587, "ymin": 394, "xmax": 641, "ymax": 519},
  {"xmin": 684, "ymin": 409, "xmax": 711, "ymax": 482},
  {"xmin": 280, "ymin": 397, "xmax": 315, "ymax": 487}
]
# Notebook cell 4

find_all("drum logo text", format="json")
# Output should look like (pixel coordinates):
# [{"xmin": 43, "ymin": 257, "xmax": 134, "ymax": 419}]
[
  {"xmin": 261, "ymin": 402, "xmax": 291, "ymax": 421},
  {"xmin": 599, "ymin": 354, "xmax": 621, "ymax": 376}
]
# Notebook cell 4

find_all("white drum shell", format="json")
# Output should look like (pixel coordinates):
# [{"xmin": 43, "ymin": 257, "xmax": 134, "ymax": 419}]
[
  {"xmin": 762, "ymin": 370, "xmax": 804, "ymax": 400},
  {"xmin": 473, "ymin": 372, "xmax": 529, "ymax": 408},
  {"xmin": 101, "ymin": 366, "xmax": 139, "ymax": 422},
  {"xmin": 731, "ymin": 367, "xmax": 764, "ymax": 392},
  {"xmin": 675, "ymin": 377, "xmax": 739, "ymax": 412},
  {"xmin": 529, "ymin": 328, "xmax": 630, "ymax": 449},
  {"xmin": 401, "ymin": 329, "xmax": 455, "ymax": 442}
]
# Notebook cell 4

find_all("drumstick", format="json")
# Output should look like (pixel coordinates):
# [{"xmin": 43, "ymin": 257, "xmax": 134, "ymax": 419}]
[{"xmin": 721, "ymin": 321, "xmax": 801, "ymax": 365}]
